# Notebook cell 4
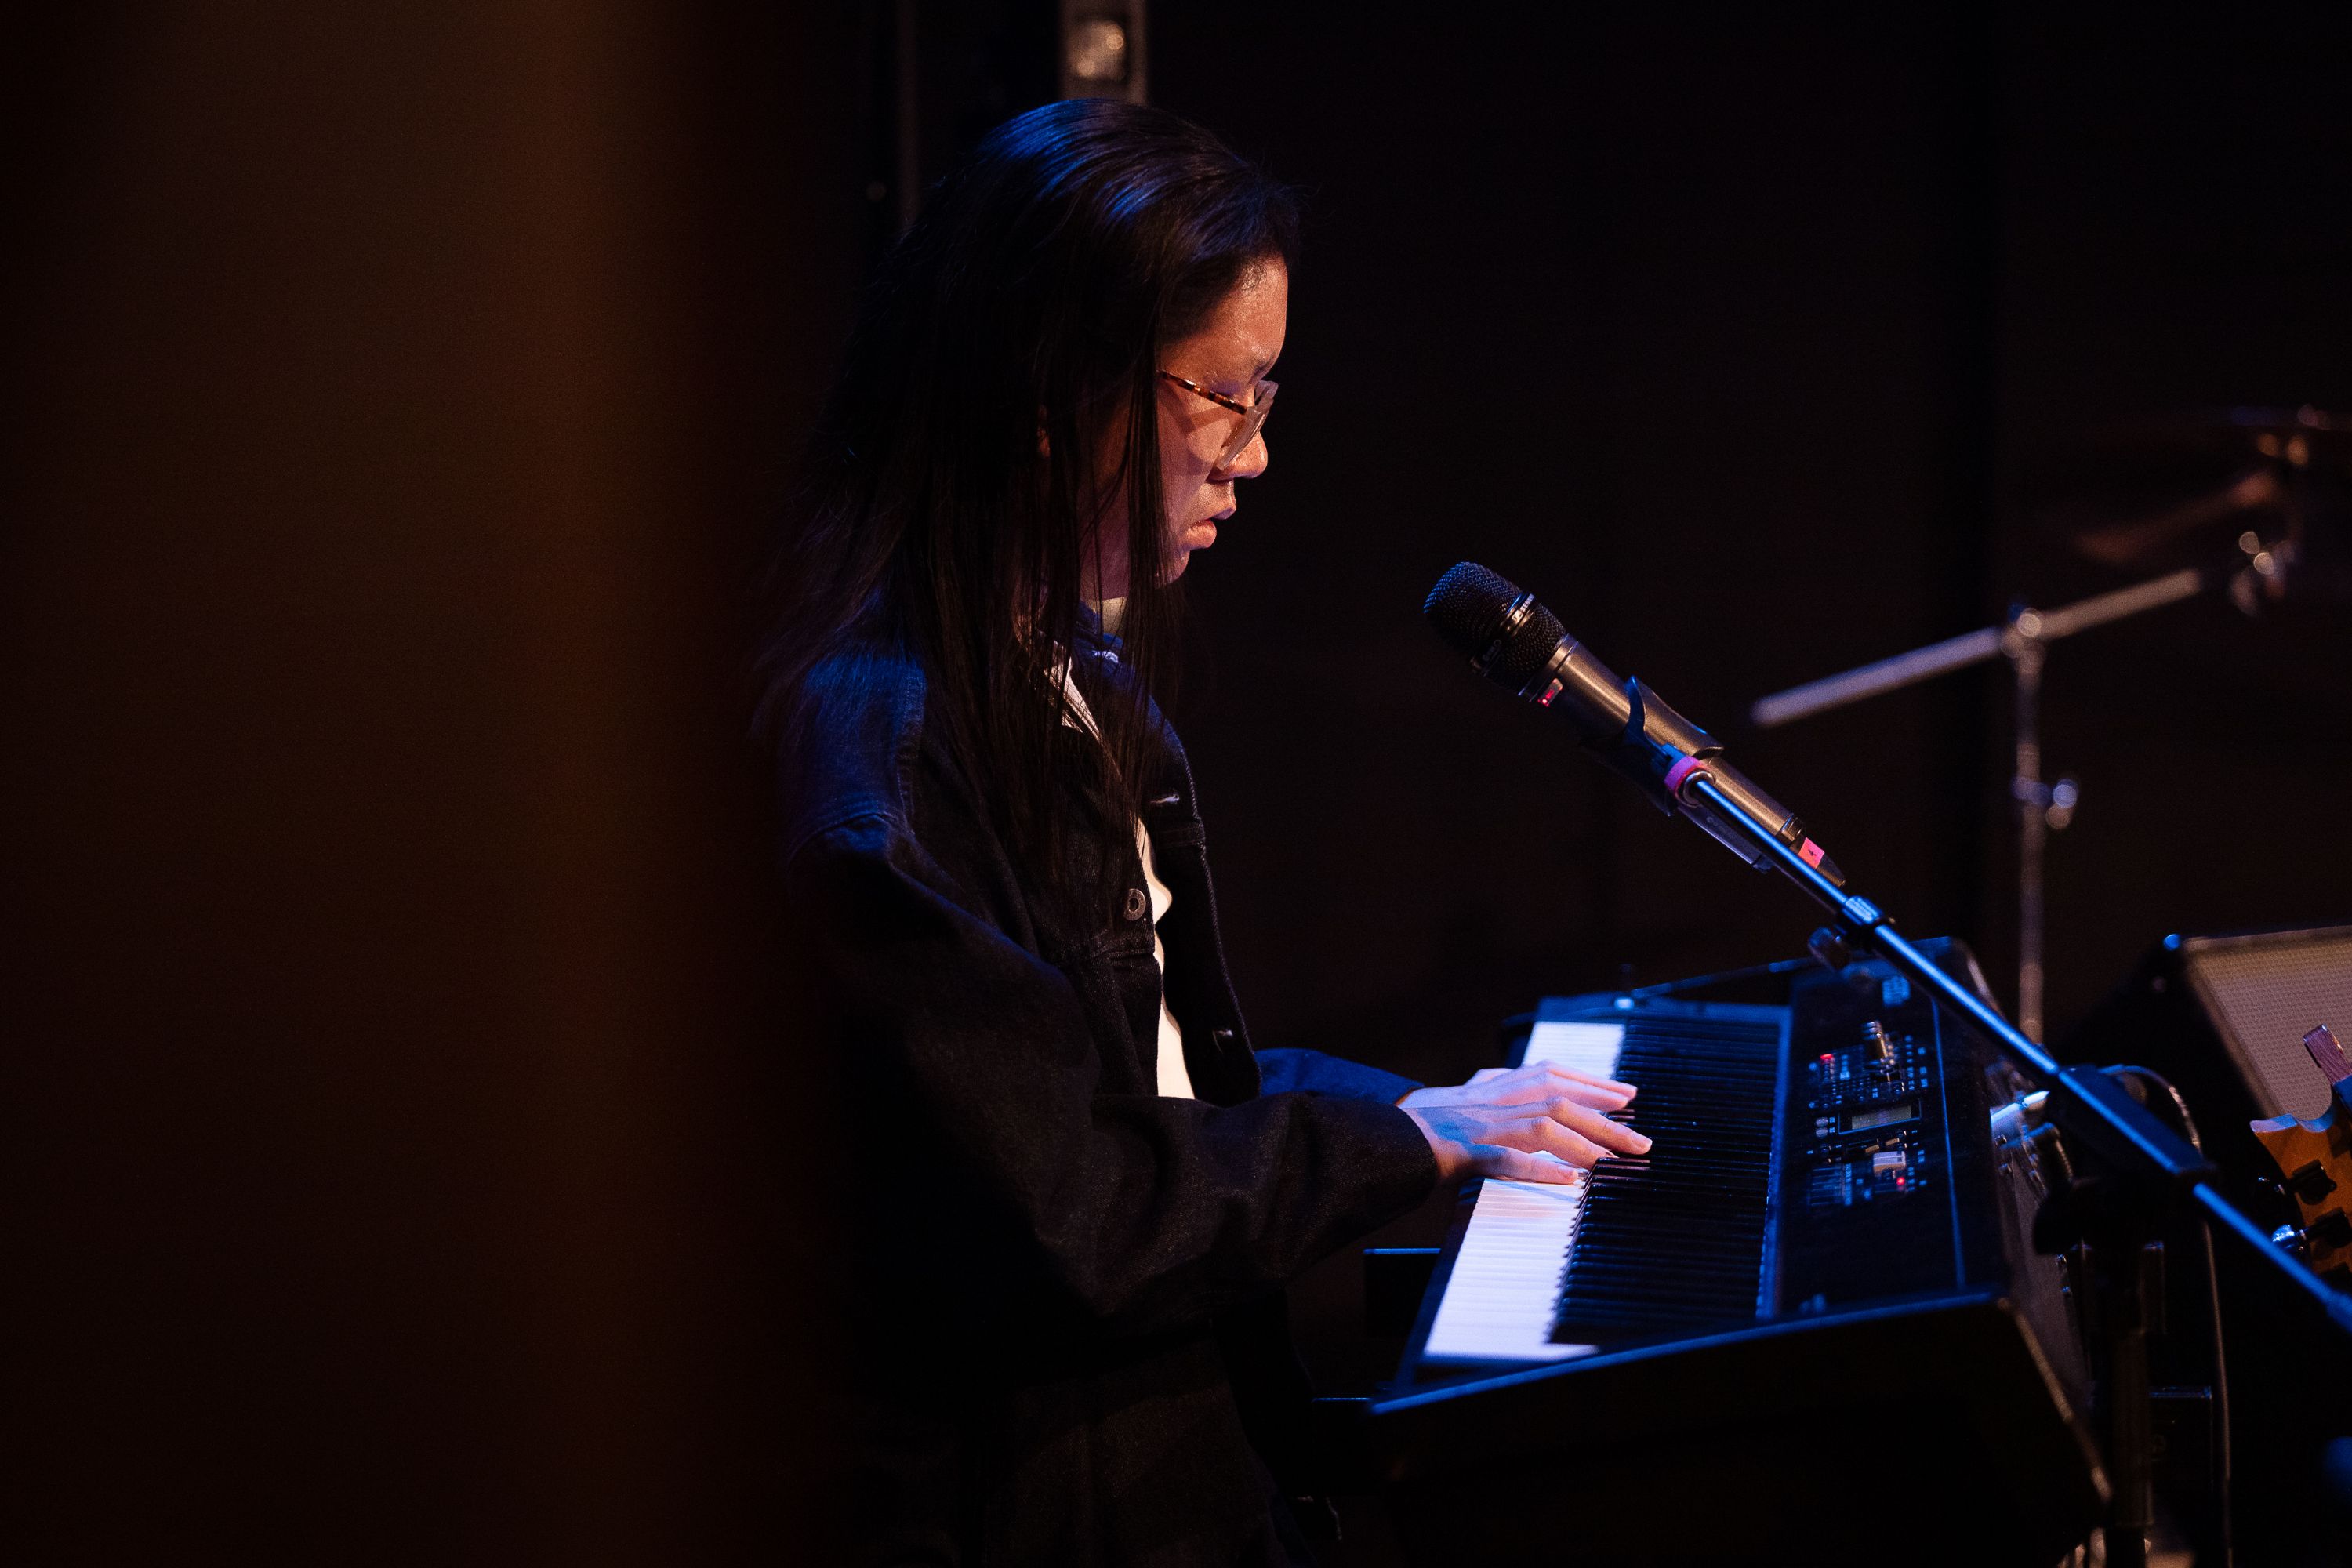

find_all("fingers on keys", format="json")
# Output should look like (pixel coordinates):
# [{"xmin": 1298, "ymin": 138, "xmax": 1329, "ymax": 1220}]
[
  {"xmin": 1480, "ymin": 1145, "xmax": 1584, "ymax": 1185},
  {"xmin": 1483, "ymin": 1103, "xmax": 1652, "ymax": 1169},
  {"xmin": 1537, "ymin": 1060, "xmax": 1638, "ymax": 1098},
  {"xmin": 1483, "ymin": 1062, "xmax": 1637, "ymax": 1111}
]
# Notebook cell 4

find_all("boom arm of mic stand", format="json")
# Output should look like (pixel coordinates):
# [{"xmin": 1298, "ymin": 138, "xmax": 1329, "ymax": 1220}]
[
  {"xmin": 1747, "ymin": 568, "xmax": 2208, "ymax": 731},
  {"xmin": 1679, "ymin": 769, "xmax": 2352, "ymax": 1333}
]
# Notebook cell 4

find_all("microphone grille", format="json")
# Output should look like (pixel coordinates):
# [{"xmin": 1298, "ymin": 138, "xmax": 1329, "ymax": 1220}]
[
  {"xmin": 1424, "ymin": 561, "xmax": 1566, "ymax": 693},
  {"xmin": 1422, "ymin": 561, "xmax": 1509, "ymax": 649}
]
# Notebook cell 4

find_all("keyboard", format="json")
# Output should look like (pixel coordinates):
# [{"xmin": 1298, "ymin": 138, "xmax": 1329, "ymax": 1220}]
[
  {"xmin": 1420, "ymin": 1011, "xmax": 1784, "ymax": 1362},
  {"xmin": 1363, "ymin": 950, "xmax": 2104, "ymax": 1566}
]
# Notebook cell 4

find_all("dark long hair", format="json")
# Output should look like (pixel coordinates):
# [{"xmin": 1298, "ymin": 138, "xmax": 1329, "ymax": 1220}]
[{"xmin": 759, "ymin": 100, "xmax": 1298, "ymax": 902}]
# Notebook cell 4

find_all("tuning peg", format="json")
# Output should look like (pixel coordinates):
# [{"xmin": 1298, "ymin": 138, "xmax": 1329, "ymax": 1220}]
[{"xmin": 2286, "ymin": 1159, "xmax": 2342, "ymax": 1204}]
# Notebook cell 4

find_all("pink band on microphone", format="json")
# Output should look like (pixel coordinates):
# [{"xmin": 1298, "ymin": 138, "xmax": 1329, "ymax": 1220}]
[{"xmin": 1663, "ymin": 755, "xmax": 1708, "ymax": 797}]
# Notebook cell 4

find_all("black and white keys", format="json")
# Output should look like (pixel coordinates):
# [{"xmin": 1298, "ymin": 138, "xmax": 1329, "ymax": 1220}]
[{"xmin": 1420, "ymin": 1018, "xmax": 1627, "ymax": 1363}]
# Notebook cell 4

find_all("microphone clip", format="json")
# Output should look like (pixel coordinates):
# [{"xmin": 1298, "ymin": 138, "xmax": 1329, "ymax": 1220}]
[{"xmin": 1590, "ymin": 675, "xmax": 1722, "ymax": 818}]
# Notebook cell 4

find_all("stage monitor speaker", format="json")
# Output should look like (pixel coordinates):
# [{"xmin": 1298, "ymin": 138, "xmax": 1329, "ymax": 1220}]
[
  {"xmin": 2072, "ymin": 923, "xmax": 2352, "ymax": 1123},
  {"xmin": 2170, "ymin": 925, "xmax": 2352, "ymax": 1119}
]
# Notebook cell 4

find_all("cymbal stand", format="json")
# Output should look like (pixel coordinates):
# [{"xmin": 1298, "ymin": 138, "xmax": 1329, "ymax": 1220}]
[
  {"xmin": 1750, "ymin": 567, "xmax": 2203, "ymax": 1036},
  {"xmin": 2003, "ymin": 606, "xmax": 2074, "ymax": 1039}
]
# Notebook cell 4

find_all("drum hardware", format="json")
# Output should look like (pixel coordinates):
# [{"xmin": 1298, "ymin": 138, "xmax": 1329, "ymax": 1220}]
[{"xmin": 1747, "ymin": 405, "xmax": 2347, "ymax": 1038}]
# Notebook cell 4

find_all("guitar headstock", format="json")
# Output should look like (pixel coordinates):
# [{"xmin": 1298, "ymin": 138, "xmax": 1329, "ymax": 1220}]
[
  {"xmin": 2250, "ymin": 1025, "xmax": 2352, "ymax": 1289},
  {"xmin": 2305, "ymin": 1023, "xmax": 2352, "ymax": 1088}
]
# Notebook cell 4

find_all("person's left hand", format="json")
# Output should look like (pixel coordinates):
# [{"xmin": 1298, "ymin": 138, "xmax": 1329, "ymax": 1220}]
[
  {"xmin": 1396, "ymin": 1059, "xmax": 1645, "ymax": 1183},
  {"xmin": 1399, "ymin": 1059, "xmax": 1635, "ymax": 1116}
]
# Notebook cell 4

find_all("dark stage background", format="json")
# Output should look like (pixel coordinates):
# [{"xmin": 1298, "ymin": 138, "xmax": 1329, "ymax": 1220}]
[{"xmin": 9, "ymin": 4, "xmax": 2349, "ymax": 1559}]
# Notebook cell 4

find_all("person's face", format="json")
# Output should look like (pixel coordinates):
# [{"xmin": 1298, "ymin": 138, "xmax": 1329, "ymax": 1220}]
[{"xmin": 1083, "ymin": 257, "xmax": 1287, "ymax": 601}]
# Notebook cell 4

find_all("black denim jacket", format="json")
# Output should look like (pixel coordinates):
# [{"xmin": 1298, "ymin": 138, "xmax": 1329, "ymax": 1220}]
[{"xmin": 777, "ymin": 622, "xmax": 1438, "ymax": 1565}]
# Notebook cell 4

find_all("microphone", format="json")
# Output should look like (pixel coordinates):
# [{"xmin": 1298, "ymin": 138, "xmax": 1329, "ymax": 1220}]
[{"xmin": 1424, "ymin": 561, "xmax": 1845, "ymax": 887}]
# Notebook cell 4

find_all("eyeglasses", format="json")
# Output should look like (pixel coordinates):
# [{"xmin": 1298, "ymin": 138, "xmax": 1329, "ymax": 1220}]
[{"xmin": 1157, "ymin": 371, "xmax": 1278, "ymax": 471}]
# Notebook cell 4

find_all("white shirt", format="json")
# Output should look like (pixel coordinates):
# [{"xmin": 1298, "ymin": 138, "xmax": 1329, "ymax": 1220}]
[
  {"xmin": 1133, "ymin": 816, "xmax": 1196, "ymax": 1099},
  {"xmin": 1054, "ymin": 646, "xmax": 1196, "ymax": 1100}
]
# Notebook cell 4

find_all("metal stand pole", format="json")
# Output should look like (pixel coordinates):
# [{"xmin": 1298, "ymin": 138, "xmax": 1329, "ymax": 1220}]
[
  {"xmin": 2097, "ymin": 1240, "xmax": 2158, "ymax": 1568},
  {"xmin": 2000, "ymin": 613, "xmax": 2075, "ymax": 1041},
  {"xmin": 2008, "ymin": 621, "xmax": 2049, "ymax": 1040}
]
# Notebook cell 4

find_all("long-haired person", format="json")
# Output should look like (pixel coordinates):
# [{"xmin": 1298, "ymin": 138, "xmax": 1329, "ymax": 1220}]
[{"xmin": 762, "ymin": 100, "xmax": 1646, "ymax": 1565}]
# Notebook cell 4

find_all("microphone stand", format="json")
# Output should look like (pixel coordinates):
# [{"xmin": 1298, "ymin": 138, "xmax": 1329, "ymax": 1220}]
[{"xmin": 1669, "ymin": 766, "xmax": 2352, "ymax": 1568}]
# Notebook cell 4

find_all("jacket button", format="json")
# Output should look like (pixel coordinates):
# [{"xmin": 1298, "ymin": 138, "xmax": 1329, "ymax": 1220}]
[{"xmin": 1123, "ymin": 887, "xmax": 1149, "ymax": 922}]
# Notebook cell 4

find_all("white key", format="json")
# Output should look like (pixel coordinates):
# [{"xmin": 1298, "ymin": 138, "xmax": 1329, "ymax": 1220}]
[{"xmin": 1421, "ymin": 1020, "xmax": 1624, "ymax": 1363}]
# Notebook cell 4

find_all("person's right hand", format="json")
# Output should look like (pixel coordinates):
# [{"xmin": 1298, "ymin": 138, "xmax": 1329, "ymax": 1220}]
[{"xmin": 1398, "ymin": 1060, "xmax": 1650, "ymax": 1185}]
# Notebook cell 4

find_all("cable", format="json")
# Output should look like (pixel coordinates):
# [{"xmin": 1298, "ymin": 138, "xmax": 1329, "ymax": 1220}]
[{"xmin": 2101, "ymin": 1064, "xmax": 2202, "ymax": 1156}]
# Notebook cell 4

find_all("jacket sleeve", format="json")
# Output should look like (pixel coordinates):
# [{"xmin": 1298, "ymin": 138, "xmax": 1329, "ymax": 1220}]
[
  {"xmin": 789, "ymin": 811, "xmax": 1438, "ymax": 1337},
  {"xmin": 1254, "ymin": 1047, "xmax": 1421, "ymax": 1106}
]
